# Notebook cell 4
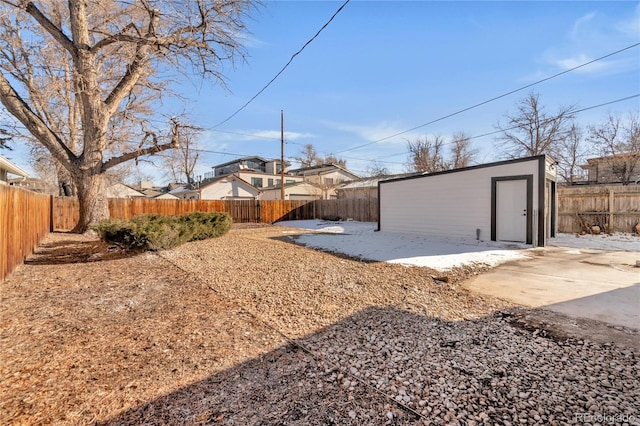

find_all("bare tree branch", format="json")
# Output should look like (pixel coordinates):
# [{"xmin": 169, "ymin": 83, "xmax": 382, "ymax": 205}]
[
  {"xmin": 495, "ymin": 92, "xmax": 575, "ymax": 158},
  {"xmin": 23, "ymin": 1, "xmax": 77, "ymax": 58},
  {"xmin": 0, "ymin": 0, "xmax": 257, "ymax": 231},
  {"xmin": 0, "ymin": 72, "xmax": 75, "ymax": 167}
]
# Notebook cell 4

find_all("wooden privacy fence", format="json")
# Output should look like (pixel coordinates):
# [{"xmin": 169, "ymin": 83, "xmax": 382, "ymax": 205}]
[
  {"xmin": 52, "ymin": 198, "xmax": 380, "ymax": 231},
  {"xmin": 0, "ymin": 185, "xmax": 52, "ymax": 282},
  {"xmin": 558, "ymin": 185, "xmax": 640, "ymax": 233}
]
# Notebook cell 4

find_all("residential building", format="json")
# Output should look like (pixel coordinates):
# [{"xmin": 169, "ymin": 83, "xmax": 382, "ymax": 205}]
[
  {"xmin": 8, "ymin": 177, "xmax": 58, "ymax": 195},
  {"xmin": 581, "ymin": 154, "xmax": 640, "ymax": 185},
  {"xmin": 337, "ymin": 173, "xmax": 420, "ymax": 200},
  {"xmin": 261, "ymin": 181, "xmax": 324, "ymax": 200},
  {"xmin": 336, "ymin": 177, "xmax": 380, "ymax": 200},
  {"xmin": 0, "ymin": 155, "xmax": 29, "ymax": 184},
  {"xmin": 106, "ymin": 183, "xmax": 146, "ymax": 198},
  {"xmin": 171, "ymin": 175, "xmax": 261, "ymax": 200},
  {"xmin": 208, "ymin": 156, "xmax": 303, "ymax": 191},
  {"xmin": 288, "ymin": 163, "xmax": 360, "ymax": 199}
]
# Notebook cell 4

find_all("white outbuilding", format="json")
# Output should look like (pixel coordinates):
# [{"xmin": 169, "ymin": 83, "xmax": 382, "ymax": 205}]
[{"xmin": 378, "ymin": 155, "xmax": 557, "ymax": 246}]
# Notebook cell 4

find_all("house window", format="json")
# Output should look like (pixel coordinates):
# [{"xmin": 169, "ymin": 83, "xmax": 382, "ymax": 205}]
[
  {"xmin": 324, "ymin": 178, "xmax": 334, "ymax": 185},
  {"xmin": 251, "ymin": 177, "xmax": 263, "ymax": 188},
  {"xmin": 268, "ymin": 178, "xmax": 274, "ymax": 187}
]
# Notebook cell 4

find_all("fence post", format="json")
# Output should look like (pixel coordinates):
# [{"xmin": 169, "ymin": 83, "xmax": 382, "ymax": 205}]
[
  {"xmin": 49, "ymin": 194, "xmax": 54, "ymax": 232},
  {"xmin": 609, "ymin": 189, "xmax": 614, "ymax": 233}
]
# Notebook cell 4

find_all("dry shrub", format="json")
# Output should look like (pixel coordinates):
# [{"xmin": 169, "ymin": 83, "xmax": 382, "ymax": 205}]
[{"xmin": 93, "ymin": 212, "xmax": 232, "ymax": 251}]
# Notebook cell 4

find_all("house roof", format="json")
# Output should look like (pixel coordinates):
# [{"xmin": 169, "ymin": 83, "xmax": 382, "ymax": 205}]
[
  {"xmin": 584, "ymin": 153, "xmax": 639, "ymax": 164},
  {"xmin": 338, "ymin": 177, "xmax": 383, "ymax": 190},
  {"xmin": 380, "ymin": 155, "xmax": 551, "ymax": 185},
  {"xmin": 288, "ymin": 163, "xmax": 360, "ymax": 179},
  {"xmin": 262, "ymin": 180, "xmax": 309, "ymax": 190},
  {"xmin": 198, "ymin": 174, "xmax": 262, "ymax": 193},
  {"xmin": 106, "ymin": 183, "xmax": 146, "ymax": 198},
  {"xmin": 338, "ymin": 174, "xmax": 418, "ymax": 190},
  {"xmin": 0, "ymin": 155, "xmax": 30, "ymax": 178},
  {"xmin": 211, "ymin": 156, "xmax": 276, "ymax": 170},
  {"xmin": 154, "ymin": 193, "xmax": 180, "ymax": 199}
]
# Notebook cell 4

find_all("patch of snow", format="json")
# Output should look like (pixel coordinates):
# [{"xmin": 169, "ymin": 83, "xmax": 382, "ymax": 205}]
[
  {"xmin": 549, "ymin": 233, "xmax": 640, "ymax": 252},
  {"xmin": 276, "ymin": 220, "xmax": 530, "ymax": 271},
  {"xmin": 275, "ymin": 220, "xmax": 640, "ymax": 271},
  {"xmin": 564, "ymin": 249, "xmax": 583, "ymax": 255}
]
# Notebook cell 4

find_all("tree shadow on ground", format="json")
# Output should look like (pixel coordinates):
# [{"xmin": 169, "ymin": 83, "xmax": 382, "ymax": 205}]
[
  {"xmin": 24, "ymin": 238, "xmax": 139, "ymax": 265},
  {"xmin": 97, "ymin": 306, "xmax": 637, "ymax": 426}
]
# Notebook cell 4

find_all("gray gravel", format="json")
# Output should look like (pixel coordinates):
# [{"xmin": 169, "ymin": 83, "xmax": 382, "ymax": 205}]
[{"xmin": 159, "ymin": 226, "xmax": 640, "ymax": 425}]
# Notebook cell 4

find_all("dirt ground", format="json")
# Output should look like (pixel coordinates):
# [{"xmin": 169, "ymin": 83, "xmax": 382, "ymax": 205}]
[{"xmin": 1, "ymin": 225, "xmax": 638, "ymax": 425}]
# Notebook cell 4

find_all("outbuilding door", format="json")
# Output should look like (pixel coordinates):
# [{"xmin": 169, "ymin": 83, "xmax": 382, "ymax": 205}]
[
  {"xmin": 492, "ymin": 175, "xmax": 533, "ymax": 244},
  {"xmin": 496, "ymin": 180, "xmax": 527, "ymax": 242}
]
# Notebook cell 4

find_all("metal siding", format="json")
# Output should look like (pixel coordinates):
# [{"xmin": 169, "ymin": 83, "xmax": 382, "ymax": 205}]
[{"xmin": 380, "ymin": 160, "xmax": 540, "ymax": 240}]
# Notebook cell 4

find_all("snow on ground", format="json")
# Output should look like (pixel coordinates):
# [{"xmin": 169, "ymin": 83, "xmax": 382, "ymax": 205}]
[
  {"xmin": 548, "ymin": 232, "xmax": 640, "ymax": 252},
  {"xmin": 276, "ymin": 220, "xmax": 529, "ymax": 271},
  {"xmin": 275, "ymin": 220, "xmax": 640, "ymax": 271}
]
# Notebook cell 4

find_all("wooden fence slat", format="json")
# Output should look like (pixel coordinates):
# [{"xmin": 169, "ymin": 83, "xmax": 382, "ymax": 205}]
[
  {"xmin": 1, "ymin": 185, "xmax": 52, "ymax": 281},
  {"xmin": 557, "ymin": 185, "xmax": 640, "ymax": 233},
  {"xmin": 5, "ymin": 183, "xmax": 639, "ymax": 282}
]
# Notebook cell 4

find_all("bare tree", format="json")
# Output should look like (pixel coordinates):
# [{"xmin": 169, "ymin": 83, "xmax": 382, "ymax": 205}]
[
  {"xmin": 588, "ymin": 112, "xmax": 640, "ymax": 185},
  {"xmin": 449, "ymin": 131, "xmax": 477, "ymax": 169},
  {"xmin": 407, "ymin": 135, "xmax": 447, "ymax": 173},
  {"xmin": 495, "ymin": 92, "xmax": 575, "ymax": 158},
  {"xmin": 0, "ymin": 127, "xmax": 10, "ymax": 149},
  {"xmin": 294, "ymin": 144, "xmax": 319, "ymax": 168},
  {"xmin": 162, "ymin": 120, "xmax": 202, "ymax": 185},
  {"xmin": 323, "ymin": 153, "xmax": 347, "ymax": 167},
  {"xmin": 0, "ymin": 110, "xmax": 15, "ymax": 149},
  {"xmin": 365, "ymin": 160, "xmax": 390, "ymax": 177},
  {"xmin": 294, "ymin": 144, "xmax": 347, "ymax": 168},
  {"xmin": 553, "ymin": 123, "xmax": 588, "ymax": 184},
  {"xmin": 0, "ymin": 0, "xmax": 255, "ymax": 232}
]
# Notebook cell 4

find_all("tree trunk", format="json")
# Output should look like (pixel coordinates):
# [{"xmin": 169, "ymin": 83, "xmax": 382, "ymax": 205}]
[{"xmin": 72, "ymin": 171, "xmax": 109, "ymax": 233}]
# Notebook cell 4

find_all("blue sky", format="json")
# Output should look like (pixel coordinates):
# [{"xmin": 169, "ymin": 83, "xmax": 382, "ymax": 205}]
[{"xmin": 5, "ymin": 0, "xmax": 640, "ymax": 182}]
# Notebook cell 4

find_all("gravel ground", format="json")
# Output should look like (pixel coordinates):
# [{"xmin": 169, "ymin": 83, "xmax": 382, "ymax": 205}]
[{"xmin": 1, "ymin": 225, "xmax": 639, "ymax": 425}]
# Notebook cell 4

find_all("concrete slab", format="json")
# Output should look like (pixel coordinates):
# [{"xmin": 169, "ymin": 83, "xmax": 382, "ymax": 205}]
[{"xmin": 463, "ymin": 247, "xmax": 640, "ymax": 329}]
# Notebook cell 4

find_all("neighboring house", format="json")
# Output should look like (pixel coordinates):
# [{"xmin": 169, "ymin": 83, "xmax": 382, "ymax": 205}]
[
  {"xmin": 106, "ymin": 183, "xmax": 146, "ymax": 198},
  {"xmin": 336, "ymin": 175, "xmax": 416, "ymax": 200},
  {"xmin": 172, "ymin": 175, "xmax": 261, "ymax": 200},
  {"xmin": 379, "ymin": 155, "xmax": 557, "ymax": 247},
  {"xmin": 208, "ymin": 156, "xmax": 303, "ymax": 191},
  {"xmin": 212, "ymin": 156, "xmax": 283, "ymax": 176},
  {"xmin": 153, "ymin": 193, "xmax": 180, "ymax": 200},
  {"xmin": 288, "ymin": 163, "xmax": 360, "ymax": 199},
  {"xmin": 9, "ymin": 177, "xmax": 58, "ymax": 195},
  {"xmin": 260, "ymin": 181, "xmax": 324, "ymax": 200},
  {"xmin": 336, "ymin": 177, "xmax": 380, "ymax": 200},
  {"xmin": 581, "ymin": 154, "xmax": 640, "ymax": 185},
  {"xmin": 0, "ymin": 155, "xmax": 29, "ymax": 184}
]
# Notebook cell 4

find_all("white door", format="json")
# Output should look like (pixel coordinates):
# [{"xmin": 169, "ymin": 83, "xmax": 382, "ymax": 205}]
[{"xmin": 496, "ymin": 180, "xmax": 527, "ymax": 242}]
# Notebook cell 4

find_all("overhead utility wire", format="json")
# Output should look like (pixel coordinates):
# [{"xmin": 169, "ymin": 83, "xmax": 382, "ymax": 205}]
[
  {"xmin": 335, "ymin": 42, "xmax": 640, "ymax": 154},
  {"xmin": 367, "ymin": 93, "xmax": 640, "ymax": 164},
  {"xmin": 212, "ymin": 0, "xmax": 351, "ymax": 128},
  {"xmin": 463, "ymin": 94, "xmax": 640, "ymax": 142},
  {"xmin": 187, "ymin": 94, "xmax": 638, "ymax": 167}
]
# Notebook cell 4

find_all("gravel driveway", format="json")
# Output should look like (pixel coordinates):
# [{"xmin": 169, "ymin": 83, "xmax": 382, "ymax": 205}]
[{"xmin": 1, "ymin": 225, "xmax": 638, "ymax": 425}]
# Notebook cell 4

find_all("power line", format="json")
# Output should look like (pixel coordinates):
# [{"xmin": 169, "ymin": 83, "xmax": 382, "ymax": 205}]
[
  {"xmin": 335, "ymin": 42, "xmax": 640, "ymax": 154},
  {"xmin": 212, "ymin": 0, "xmax": 351, "ymax": 128},
  {"xmin": 359, "ymin": 94, "xmax": 640, "ymax": 166},
  {"xmin": 207, "ymin": 128, "xmax": 281, "ymax": 141},
  {"xmin": 198, "ymin": 93, "xmax": 639, "ymax": 168}
]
